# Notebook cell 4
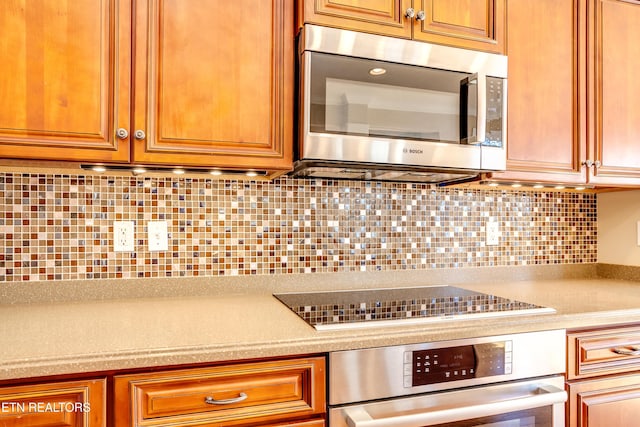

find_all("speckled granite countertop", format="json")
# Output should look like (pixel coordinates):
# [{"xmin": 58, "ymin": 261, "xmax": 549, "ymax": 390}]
[{"xmin": 1, "ymin": 264, "xmax": 640, "ymax": 381}]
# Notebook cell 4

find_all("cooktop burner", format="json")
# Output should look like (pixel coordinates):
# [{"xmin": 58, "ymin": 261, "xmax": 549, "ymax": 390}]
[{"xmin": 274, "ymin": 286, "xmax": 555, "ymax": 330}]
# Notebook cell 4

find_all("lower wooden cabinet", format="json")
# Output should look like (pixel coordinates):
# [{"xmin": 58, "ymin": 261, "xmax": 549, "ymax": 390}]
[
  {"xmin": 114, "ymin": 357, "xmax": 326, "ymax": 427},
  {"xmin": 0, "ymin": 378, "xmax": 106, "ymax": 427},
  {"xmin": 567, "ymin": 373, "xmax": 640, "ymax": 427},
  {"xmin": 566, "ymin": 325, "xmax": 640, "ymax": 427}
]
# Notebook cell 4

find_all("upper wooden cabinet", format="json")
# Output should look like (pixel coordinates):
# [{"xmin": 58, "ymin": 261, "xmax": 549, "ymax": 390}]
[
  {"xmin": 298, "ymin": 0, "xmax": 505, "ymax": 53},
  {"xmin": 489, "ymin": 0, "xmax": 587, "ymax": 185},
  {"xmin": 0, "ymin": 0, "xmax": 131, "ymax": 163},
  {"xmin": 132, "ymin": 0, "xmax": 293, "ymax": 171},
  {"xmin": 0, "ymin": 0, "xmax": 294, "ymax": 173},
  {"xmin": 489, "ymin": 0, "xmax": 640, "ymax": 187},
  {"xmin": 587, "ymin": 0, "xmax": 640, "ymax": 185}
]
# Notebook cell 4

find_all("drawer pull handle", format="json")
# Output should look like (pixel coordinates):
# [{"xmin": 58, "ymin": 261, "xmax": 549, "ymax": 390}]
[
  {"xmin": 612, "ymin": 346, "xmax": 640, "ymax": 356},
  {"xmin": 204, "ymin": 392, "xmax": 248, "ymax": 405}
]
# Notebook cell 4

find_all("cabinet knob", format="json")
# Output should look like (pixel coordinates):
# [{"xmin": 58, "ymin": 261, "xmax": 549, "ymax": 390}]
[
  {"xmin": 582, "ymin": 160, "xmax": 594, "ymax": 168},
  {"xmin": 405, "ymin": 8, "xmax": 415, "ymax": 18},
  {"xmin": 594, "ymin": 160, "xmax": 602, "ymax": 168},
  {"xmin": 116, "ymin": 128, "xmax": 129, "ymax": 139},
  {"xmin": 416, "ymin": 10, "xmax": 426, "ymax": 21},
  {"xmin": 134, "ymin": 130, "xmax": 146, "ymax": 140}
]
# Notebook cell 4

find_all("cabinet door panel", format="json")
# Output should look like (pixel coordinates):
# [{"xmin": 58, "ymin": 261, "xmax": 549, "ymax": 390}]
[
  {"xmin": 413, "ymin": 0, "xmax": 505, "ymax": 53},
  {"xmin": 300, "ymin": 0, "xmax": 412, "ymax": 38},
  {"xmin": 567, "ymin": 374, "xmax": 640, "ymax": 427},
  {"xmin": 133, "ymin": 0, "xmax": 293, "ymax": 171},
  {"xmin": 590, "ymin": 0, "xmax": 640, "ymax": 184},
  {"xmin": 489, "ymin": 0, "xmax": 586, "ymax": 184},
  {"xmin": 0, "ymin": 379, "xmax": 106, "ymax": 427},
  {"xmin": 0, "ymin": 0, "xmax": 131, "ymax": 162}
]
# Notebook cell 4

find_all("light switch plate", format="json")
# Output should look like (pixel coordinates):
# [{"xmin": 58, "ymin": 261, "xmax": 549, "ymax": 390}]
[
  {"xmin": 148, "ymin": 221, "xmax": 169, "ymax": 251},
  {"xmin": 486, "ymin": 221, "xmax": 500, "ymax": 246}
]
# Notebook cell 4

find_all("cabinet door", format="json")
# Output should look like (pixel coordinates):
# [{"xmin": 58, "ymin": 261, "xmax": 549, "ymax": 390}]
[
  {"xmin": 0, "ymin": 0, "xmax": 131, "ymax": 163},
  {"xmin": 567, "ymin": 373, "xmax": 640, "ymax": 427},
  {"xmin": 132, "ymin": 0, "xmax": 293, "ymax": 172},
  {"xmin": 412, "ymin": 0, "xmax": 506, "ymax": 53},
  {"xmin": 488, "ymin": 0, "xmax": 587, "ymax": 184},
  {"xmin": 0, "ymin": 378, "xmax": 106, "ymax": 427},
  {"xmin": 298, "ymin": 0, "xmax": 412, "ymax": 38},
  {"xmin": 588, "ymin": 0, "xmax": 640, "ymax": 185}
]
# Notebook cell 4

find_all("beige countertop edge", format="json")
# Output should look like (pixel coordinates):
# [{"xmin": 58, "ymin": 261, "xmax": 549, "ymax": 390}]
[{"xmin": 2, "ymin": 308, "xmax": 639, "ymax": 382}]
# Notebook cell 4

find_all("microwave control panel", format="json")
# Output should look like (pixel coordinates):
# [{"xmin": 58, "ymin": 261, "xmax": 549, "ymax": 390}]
[{"xmin": 403, "ymin": 341, "xmax": 512, "ymax": 387}]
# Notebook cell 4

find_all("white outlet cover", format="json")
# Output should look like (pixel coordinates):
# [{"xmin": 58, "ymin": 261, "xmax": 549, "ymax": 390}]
[
  {"xmin": 148, "ymin": 221, "xmax": 169, "ymax": 251},
  {"xmin": 486, "ymin": 221, "xmax": 500, "ymax": 246},
  {"xmin": 113, "ymin": 221, "xmax": 135, "ymax": 252}
]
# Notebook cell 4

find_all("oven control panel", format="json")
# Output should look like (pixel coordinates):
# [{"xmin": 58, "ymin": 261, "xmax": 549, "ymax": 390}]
[{"xmin": 403, "ymin": 341, "xmax": 512, "ymax": 387}]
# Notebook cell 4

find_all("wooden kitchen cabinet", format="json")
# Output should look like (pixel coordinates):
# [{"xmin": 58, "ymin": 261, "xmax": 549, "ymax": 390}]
[
  {"xmin": 586, "ymin": 0, "xmax": 640, "ymax": 185},
  {"xmin": 113, "ymin": 357, "xmax": 326, "ymax": 427},
  {"xmin": 0, "ymin": 378, "xmax": 106, "ymax": 427},
  {"xmin": 566, "ymin": 325, "xmax": 640, "ymax": 427},
  {"xmin": 488, "ymin": 0, "xmax": 587, "ymax": 185},
  {"xmin": 488, "ymin": 0, "xmax": 640, "ymax": 188},
  {"xmin": 0, "ymin": 0, "xmax": 131, "ymax": 163},
  {"xmin": 0, "ymin": 0, "xmax": 293, "ymax": 174},
  {"xmin": 298, "ymin": 0, "xmax": 505, "ymax": 53},
  {"xmin": 132, "ymin": 0, "xmax": 294, "ymax": 172},
  {"xmin": 567, "ymin": 374, "xmax": 640, "ymax": 427}
]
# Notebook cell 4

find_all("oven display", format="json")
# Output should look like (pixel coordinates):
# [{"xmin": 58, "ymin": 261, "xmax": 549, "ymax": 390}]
[{"xmin": 404, "ymin": 341, "xmax": 511, "ymax": 387}]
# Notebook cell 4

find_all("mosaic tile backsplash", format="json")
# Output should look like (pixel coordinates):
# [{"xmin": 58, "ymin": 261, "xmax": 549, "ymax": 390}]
[{"xmin": 0, "ymin": 173, "xmax": 596, "ymax": 282}]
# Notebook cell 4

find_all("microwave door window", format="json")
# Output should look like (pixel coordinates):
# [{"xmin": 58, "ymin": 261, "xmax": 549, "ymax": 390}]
[{"xmin": 309, "ymin": 52, "xmax": 470, "ymax": 144}]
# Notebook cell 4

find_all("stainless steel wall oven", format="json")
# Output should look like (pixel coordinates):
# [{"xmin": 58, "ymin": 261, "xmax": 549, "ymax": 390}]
[{"xmin": 328, "ymin": 330, "xmax": 567, "ymax": 427}]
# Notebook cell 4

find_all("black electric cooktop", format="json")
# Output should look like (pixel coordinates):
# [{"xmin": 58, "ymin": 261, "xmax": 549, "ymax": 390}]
[{"xmin": 274, "ymin": 285, "xmax": 554, "ymax": 330}]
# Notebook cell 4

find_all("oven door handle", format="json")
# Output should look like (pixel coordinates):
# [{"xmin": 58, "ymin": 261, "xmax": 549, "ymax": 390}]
[{"xmin": 343, "ymin": 385, "xmax": 567, "ymax": 427}]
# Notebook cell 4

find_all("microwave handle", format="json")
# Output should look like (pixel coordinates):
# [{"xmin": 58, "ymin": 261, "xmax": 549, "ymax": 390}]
[
  {"xmin": 343, "ymin": 384, "xmax": 567, "ymax": 427},
  {"xmin": 460, "ymin": 73, "xmax": 486, "ymax": 145}
]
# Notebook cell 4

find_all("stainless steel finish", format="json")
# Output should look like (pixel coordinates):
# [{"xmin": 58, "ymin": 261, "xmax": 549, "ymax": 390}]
[
  {"xmin": 299, "ymin": 25, "xmax": 507, "ymax": 77},
  {"xmin": 405, "ymin": 7, "xmax": 416, "ymax": 18},
  {"xmin": 116, "ymin": 128, "xmax": 129, "ymax": 139},
  {"xmin": 329, "ymin": 329, "xmax": 565, "ymax": 405},
  {"xmin": 416, "ymin": 10, "xmax": 426, "ymax": 21},
  {"xmin": 295, "ymin": 25, "xmax": 508, "ymax": 182},
  {"xmin": 292, "ymin": 163, "xmax": 478, "ymax": 183},
  {"xmin": 330, "ymin": 376, "xmax": 567, "ymax": 427},
  {"xmin": 134, "ymin": 130, "xmax": 146, "ymax": 140},
  {"xmin": 204, "ymin": 392, "xmax": 248, "ymax": 405}
]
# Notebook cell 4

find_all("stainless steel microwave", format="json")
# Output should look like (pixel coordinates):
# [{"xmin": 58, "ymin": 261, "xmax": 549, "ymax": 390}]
[{"xmin": 292, "ymin": 24, "xmax": 508, "ymax": 184}]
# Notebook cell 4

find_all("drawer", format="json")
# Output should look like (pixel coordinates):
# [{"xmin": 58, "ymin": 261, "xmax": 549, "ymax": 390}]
[
  {"xmin": 567, "ymin": 325, "xmax": 640, "ymax": 380},
  {"xmin": 114, "ymin": 357, "xmax": 326, "ymax": 427},
  {"xmin": 0, "ymin": 378, "xmax": 106, "ymax": 427}
]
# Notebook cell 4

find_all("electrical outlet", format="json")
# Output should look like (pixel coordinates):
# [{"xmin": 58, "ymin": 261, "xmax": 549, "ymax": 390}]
[
  {"xmin": 148, "ymin": 221, "xmax": 169, "ymax": 251},
  {"xmin": 113, "ymin": 221, "xmax": 135, "ymax": 252},
  {"xmin": 486, "ymin": 220, "xmax": 500, "ymax": 246}
]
